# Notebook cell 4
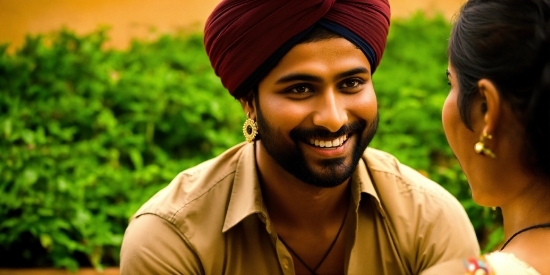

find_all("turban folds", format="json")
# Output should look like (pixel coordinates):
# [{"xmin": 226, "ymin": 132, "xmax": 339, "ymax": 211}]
[{"xmin": 204, "ymin": 0, "xmax": 391, "ymax": 98}]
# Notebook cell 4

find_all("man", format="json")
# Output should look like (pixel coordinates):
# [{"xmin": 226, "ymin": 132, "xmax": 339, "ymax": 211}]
[{"xmin": 120, "ymin": 0, "xmax": 480, "ymax": 274}]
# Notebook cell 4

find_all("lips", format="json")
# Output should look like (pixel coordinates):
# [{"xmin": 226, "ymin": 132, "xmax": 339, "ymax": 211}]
[{"xmin": 308, "ymin": 134, "xmax": 349, "ymax": 148}]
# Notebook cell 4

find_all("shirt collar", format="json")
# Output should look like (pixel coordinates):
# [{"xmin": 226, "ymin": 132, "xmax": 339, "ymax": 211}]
[
  {"xmin": 222, "ymin": 145, "xmax": 387, "ymax": 232},
  {"xmin": 352, "ymin": 153, "xmax": 387, "ymax": 218},
  {"xmin": 222, "ymin": 143, "xmax": 265, "ymax": 232}
]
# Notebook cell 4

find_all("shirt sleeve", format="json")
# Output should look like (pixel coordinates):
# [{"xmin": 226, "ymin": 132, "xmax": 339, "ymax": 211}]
[
  {"xmin": 120, "ymin": 214, "xmax": 203, "ymax": 275},
  {"xmin": 413, "ymin": 191, "xmax": 481, "ymax": 273},
  {"xmin": 417, "ymin": 258, "xmax": 466, "ymax": 275}
]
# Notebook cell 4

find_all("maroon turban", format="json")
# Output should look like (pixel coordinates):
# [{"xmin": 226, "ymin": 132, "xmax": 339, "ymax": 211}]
[{"xmin": 204, "ymin": 0, "xmax": 391, "ymax": 98}]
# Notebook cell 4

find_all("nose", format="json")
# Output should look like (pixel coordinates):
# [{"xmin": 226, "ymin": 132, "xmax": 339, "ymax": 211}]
[{"xmin": 312, "ymin": 90, "xmax": 347, "ymax": 132}]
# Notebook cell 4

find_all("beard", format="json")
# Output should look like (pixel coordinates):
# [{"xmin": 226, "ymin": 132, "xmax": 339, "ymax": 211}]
[{"xmin": 255, "ymin": 103, "xmax": 378, "ymax": 188}]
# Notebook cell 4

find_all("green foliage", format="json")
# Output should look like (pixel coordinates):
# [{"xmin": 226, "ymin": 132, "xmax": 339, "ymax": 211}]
[
  {"xmin": 0, "ymin": 29, "xmax": 242, "ymax": 270},
  {"xmin": 0, "ymin": 13, "xmax": 502, "ymax": 270},
  {"xmin": 372, "ymin": 12, "xmax": 503, "ymax": 253}
]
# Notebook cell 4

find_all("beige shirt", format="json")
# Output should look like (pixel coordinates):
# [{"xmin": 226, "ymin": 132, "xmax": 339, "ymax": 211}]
[{"xmin": 120, "ymin": 143, "xmax": 479, "ymax": 275}]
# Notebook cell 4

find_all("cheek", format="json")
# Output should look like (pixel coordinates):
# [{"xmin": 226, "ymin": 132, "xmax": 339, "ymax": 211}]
[
  {"xmin": 442, "ymin": 91, "xmax": 459, "ymax": 146},
  {"xmin": 352, "ymin": 86, "xmax": 378, "ymax": 118},
  {"xmin": 258, "ymin": 95, "xmax": 306, "ymax": 127},
  {"xmin": 441, "ymin": 90, "xmax": 478, "ymax": 178}
]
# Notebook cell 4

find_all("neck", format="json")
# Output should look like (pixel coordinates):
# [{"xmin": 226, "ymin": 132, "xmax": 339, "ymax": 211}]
[
  {"xmin": 497, "ymin": 176, "xmax": 550, "ymax": 274},
  {"xmin": 255, "ymin": 142, "xmax": 351, "ymax": 228},
  {"xmin": 500, "ymin": 176, "xmax": 550, "ymax": 241}
]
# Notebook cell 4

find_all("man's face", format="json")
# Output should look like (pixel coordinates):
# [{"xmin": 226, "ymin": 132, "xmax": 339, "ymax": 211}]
[{"xmin": 254, "ymin": 37, "xmax": 378, "ymax": 188}]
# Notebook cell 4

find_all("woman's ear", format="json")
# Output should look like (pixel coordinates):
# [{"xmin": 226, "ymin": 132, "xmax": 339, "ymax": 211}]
[{"xmin": 477, "ymin": 79, "xmax": 501, "ymax": 135}]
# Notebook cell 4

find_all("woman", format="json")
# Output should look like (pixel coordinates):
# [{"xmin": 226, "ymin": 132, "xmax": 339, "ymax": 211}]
[{"xmin": 424, "ymin": 0, "xmax": 550, "ymax": 274}]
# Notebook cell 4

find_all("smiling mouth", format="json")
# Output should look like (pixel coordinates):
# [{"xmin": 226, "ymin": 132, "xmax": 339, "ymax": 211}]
[{"xmin": 308, "ymin": 134, "xmax": 349, "ymax": 148}]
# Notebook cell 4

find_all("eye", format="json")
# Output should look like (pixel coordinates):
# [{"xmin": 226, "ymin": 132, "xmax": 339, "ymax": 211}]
[
  {"xmin": 341, "ymin": 79, "xmax": 361, "ymax": 88},
  {"xmin": 284, "ymin": 85, "xmax": 315, "ymax": 98},
  {"xmin": 339, "ymin": 78, "xmax": 365, "ymax": 93},
  {"xmin": 289, "ymin": 85, "xmax": 312, "ymax": 94}
]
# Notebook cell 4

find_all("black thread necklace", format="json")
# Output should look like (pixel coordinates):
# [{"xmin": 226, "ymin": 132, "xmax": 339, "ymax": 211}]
[
  {"xmin": 278, "ymin": 210, "xmax": 348, "ymax": 275},
  {"xmin": 500, "ymin": 222, "xmax": 550, "ymax": 250}
]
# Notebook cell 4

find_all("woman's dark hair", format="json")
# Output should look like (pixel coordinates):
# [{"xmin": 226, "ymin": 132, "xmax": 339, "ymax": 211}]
[{"xmin": 449, "ymin": 0, "xmax": 550, "ymax": 177}]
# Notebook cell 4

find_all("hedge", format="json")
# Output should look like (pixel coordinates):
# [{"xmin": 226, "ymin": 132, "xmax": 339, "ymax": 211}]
[{"xmin": 0, "ymin": 13, "xmax": 502, "ymax": 271}]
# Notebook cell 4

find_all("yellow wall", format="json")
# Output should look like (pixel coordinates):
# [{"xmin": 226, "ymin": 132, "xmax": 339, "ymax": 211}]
[{"xmin": 0, "ymin": 0, "xmax": 465, "ymax": 52}]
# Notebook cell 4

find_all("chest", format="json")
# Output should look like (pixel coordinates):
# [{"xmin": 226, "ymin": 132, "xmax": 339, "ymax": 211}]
[
  {"xmin": 197, "ymin": 209, "xmax": 410, "ymax": 275},
  {"xmin": 283, "ymin": 229, "xmax": 348, "ymax": 275}
]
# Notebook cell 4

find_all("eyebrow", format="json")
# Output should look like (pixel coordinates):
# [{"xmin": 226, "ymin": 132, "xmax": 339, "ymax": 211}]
[
  {"xmin": 446, "ymin": 69, "xmax": 451, "ymax": 78},
  {"xmin": 275, "ymin": 67, "xmax": 371, "ymax": 84}
]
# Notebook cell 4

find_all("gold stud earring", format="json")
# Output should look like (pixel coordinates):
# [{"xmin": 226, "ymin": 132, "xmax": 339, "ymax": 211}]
[
  {"xmin": 474, "ymin": 132, "xmax": 496, "ymax": 158},
  {"xmin": 243, "ymin": 112, "xmax": 258, "ymax": 143}
]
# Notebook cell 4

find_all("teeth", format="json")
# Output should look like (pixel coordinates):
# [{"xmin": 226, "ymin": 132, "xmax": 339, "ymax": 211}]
[{"xmin": 309, "ymin": 135, "xmax": 348, "ymax": 148}]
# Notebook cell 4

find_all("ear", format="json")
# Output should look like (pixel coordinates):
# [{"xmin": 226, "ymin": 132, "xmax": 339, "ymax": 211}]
[
  {"xmin": 239, "ymin": 95, "xmax": 256, "ymax": 119},
  {"xmin": 477, "ymin": 79, "xmax": 501, "ymax": 135}
]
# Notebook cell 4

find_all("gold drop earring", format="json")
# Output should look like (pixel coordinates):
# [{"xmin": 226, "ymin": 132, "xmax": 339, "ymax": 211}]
[
  {"xmin": 242, "ymin": 112, "xmax": 258, "ymax": 143},
  {"xmin": 474, "ymin": 132, "xmax": 496, "ymax": 158}
]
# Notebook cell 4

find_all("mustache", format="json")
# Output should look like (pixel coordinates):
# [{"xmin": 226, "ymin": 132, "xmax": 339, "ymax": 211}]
[{"xmin": 290, "ymin": 120, "xmax": 367, "ymax": 140}]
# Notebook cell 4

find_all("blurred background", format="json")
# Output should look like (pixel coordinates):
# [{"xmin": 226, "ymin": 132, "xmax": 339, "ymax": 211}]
[
  {"xmin": 0, "ymin": 0, "xmax": 465, "ymax": 52},
  {"xmin": 2, "ymin": 0, "xmax": 505, "ymax": 274}
]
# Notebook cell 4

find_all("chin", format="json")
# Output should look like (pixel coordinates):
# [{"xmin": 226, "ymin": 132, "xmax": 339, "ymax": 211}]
[{"xmin": 470, "ymin": 188, "xmax": 499, "ymax": 208}]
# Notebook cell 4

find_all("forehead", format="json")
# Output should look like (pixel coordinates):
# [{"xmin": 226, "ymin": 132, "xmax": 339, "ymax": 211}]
[{"xmin": 261, "ymin": 38, "xmax": 371, "ymax": 82}]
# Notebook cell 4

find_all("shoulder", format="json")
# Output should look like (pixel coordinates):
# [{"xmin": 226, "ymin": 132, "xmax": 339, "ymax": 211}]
[
  {"xmin": 121, "ymin": 143, "xmax": 255, "ymax": 272},
  {"xmin": 363, "ymin": 147, "xmax": 457, "ymax": 203},
  {"xmin": 134, "ymin": 143, "xmax": 246, "ymax": 219},
  {"xmin": 129, "ymin": 142, "xmax": 253, "ymax": 240},
  {"xmin": 480, "ymin": 252, "xmax": 541, "ymax": 275},
  {"xmin": 362, "ymin": 147, "xmax": 472, "ymax": 229},
  {"xmin": 362, "ymin": 148, "xmax": 480, "ymax": 270},
  {"xmin": 420, "ymin": 252, "xmax": 541, "ymax": 275},
  {"xmin": 120, "ymin": 214, "xmax": 203, "ymax": 274}
]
